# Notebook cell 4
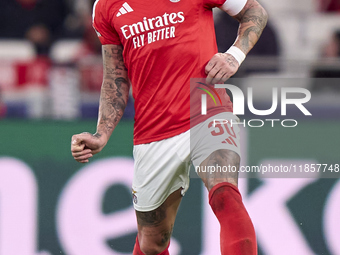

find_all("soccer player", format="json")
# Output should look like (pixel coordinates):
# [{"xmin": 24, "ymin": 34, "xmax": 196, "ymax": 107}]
[{"xmin": 71, "ymin": 0, "xmax": 267, "ymax": 254}]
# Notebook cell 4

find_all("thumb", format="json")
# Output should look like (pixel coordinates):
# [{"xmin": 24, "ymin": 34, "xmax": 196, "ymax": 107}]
[
  {"xmin": 72, "ymin": 133, "xmax": 92, "ymax": 146},
  {"xmin": 71, "ymin": 137, "xmax": 85, "ymax": 153},
  {"xmin": 72, "ymin": 137, "xmax": 83, "ymax": 146}
]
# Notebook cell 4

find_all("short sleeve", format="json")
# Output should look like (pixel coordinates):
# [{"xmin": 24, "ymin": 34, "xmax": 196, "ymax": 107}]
[
  {"xmin": 219, "ymin": 0, "xmax": 247, "ymax": 16},
  {"xmin": 92, "ymin": 0, "xmax": 121, "ymax": 45},
  {"xmin": 203, "ymin": 0, "xmax": 247, "ymax": 16},
  {"xmin": 203, "ymin": 0, "xmax": 227, "ymax": 10}
]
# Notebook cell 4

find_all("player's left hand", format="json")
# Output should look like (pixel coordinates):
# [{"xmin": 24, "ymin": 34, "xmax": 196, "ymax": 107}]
[{"xmin": 205, "ymin": 53, "xmax": 239, "ymax": 84}]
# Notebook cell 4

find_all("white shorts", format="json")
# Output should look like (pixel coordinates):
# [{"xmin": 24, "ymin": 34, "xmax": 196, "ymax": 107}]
[{"xmin": 132, "ymin": 112, "xmax": 241, "ymax": 212}]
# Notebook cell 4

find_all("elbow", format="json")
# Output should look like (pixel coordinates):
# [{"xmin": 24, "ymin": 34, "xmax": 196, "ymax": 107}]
[{"xmin": 261, "ymin": 6, "xmax": 269, "ymax": 28}]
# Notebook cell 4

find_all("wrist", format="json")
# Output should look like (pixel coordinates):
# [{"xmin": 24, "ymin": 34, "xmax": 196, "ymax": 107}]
[
  {"xmin": 225, "ymin": 46, "xmax": 246, "ymax": 66},
  {"xmin": 94, "ymin": 131, "xmax": 109, "ymax": 145}
]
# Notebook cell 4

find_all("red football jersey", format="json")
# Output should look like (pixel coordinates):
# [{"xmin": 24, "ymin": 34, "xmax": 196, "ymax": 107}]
[{"xmin": 93, "ymin": 0, "xmax": 233, "ymax": 145}]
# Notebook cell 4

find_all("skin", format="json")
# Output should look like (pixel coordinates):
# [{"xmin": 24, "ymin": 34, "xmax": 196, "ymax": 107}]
[
  {"xmin": 198, "ymin": 149, "xmax": 240, "ymax": 190},
  {"xmin": 205, "ymin": 0, "xmax": 268, "ymax": 84},
  {"xmin": 71, "ymin": 1, "xmax": 268, "ymax": 254},
  {"xmin": 71, "ymin": 45, "xmax": 129, "ymax": 163},
  {"xmin": 135, "ymin": 189, "xmax": 181, "ymax": 254}
]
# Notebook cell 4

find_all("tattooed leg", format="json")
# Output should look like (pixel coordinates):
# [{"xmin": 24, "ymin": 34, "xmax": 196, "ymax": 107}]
[
  {"xmin": 198, "ymin": 149, "xmax": 240, "ymax": 190},
  {"xmin": 135, "ymin": 189, "xmax": 182, "ymax": 255},
  {"xmin": 198, "ymin": 150, "xmax": 257, "ymax": 255}
]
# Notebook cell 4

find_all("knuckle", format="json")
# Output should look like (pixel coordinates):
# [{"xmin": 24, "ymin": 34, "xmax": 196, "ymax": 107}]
[
  {"xmin": 222, "ymin": 62, "xmax": 231, "ymax": 69},
  {"xmin": 213, "ymin": 65, "xmax": 220, "ymax": 70},
  {"xmin": 215, "ymin": 73, "xmax": 223, "ymax": 79},
  {"xmin": 221, "ymin": 77, "xmax": 228, "ymax": 82}
]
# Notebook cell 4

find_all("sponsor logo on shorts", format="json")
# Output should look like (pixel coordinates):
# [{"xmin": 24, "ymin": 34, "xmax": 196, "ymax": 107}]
[
  {"xmin": 222, "ymin": 136, "xmax": 238, "ymax": 147},
  {"xmin": 132, "ymin": 189, "xmax": 138, "ymax": 204}
]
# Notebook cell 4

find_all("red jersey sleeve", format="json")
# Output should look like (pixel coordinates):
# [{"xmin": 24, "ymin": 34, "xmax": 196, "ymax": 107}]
[
  {"xmin": 202, "ymin": 0, "xmax": 226, "ymax": 9},
  {"xmin": 204, "ymin": 0, "xmax": 247, "ymax": 15},
  {"xmin": 92, "ymin": 0, "xmax": 121, "ymax": 45}
]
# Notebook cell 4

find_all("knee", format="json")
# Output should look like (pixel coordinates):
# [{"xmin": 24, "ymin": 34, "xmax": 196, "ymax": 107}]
[{"xmin": 138, "ymin": 232, "xmax": 170, "ymax": 255}]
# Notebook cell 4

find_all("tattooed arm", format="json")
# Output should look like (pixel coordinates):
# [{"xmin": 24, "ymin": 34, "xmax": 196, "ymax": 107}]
[
  {"xmin": 71, "ymin": 44, "xmax": 129, "ymax": 163},
  {"xmin": 96, "ymin": 44, "xmax": 129, "ymax": 141},
  {"xmin": 233, "ymin": 0, "xmax": 268, "ymax": 55},
  {"xmin": 205, "ymin": 0, "xmax": 267, "ymax": 84}
]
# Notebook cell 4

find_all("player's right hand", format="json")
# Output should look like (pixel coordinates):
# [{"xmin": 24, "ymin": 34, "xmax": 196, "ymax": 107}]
[
  {"xmin": 205, "ymin": 53, "xmax": 239, "ymax": 85},
  {"xmin": 71, "ymin": 132, "xmax": 107, "ymax": 163}
]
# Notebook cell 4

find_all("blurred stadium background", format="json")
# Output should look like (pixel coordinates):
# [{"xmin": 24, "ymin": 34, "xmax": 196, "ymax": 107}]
[{"xmin": 0, "ymin": 0, "xmax": 340, "ymax": 254}]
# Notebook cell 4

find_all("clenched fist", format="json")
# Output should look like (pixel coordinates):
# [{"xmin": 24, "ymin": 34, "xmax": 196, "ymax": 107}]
[
  {"xmin": 71, "ymin": 132, "xmax": 107, "ymax": 163},
  {"xmin": 205, "ymin": 53, "xmax": 239, "ymax": 84}
]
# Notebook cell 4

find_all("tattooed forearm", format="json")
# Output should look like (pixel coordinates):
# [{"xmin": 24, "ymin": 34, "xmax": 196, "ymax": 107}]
[
  {"xmin": 105, "ymin": 67, "xmax": 123, "ymax": 76},
  {"xmin": 233, "ymin": 0, "xmax": 268, "ymax": 54},
  {"xmin": 97, "ymin": 80, "xmax": 127, "ymax": 133},
  {"xmin": 96, "ymin": 45, "xmax": 129, "ymax": 139}
]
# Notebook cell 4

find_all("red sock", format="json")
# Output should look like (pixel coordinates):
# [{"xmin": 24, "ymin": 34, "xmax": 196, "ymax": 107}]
[
  {"xmin": 209, "ymin": 182, "xmax": 257, "ymax": 255},
  {"xmin": 133, "ymin": 236, "xmax": 170, "ymax": 255}
]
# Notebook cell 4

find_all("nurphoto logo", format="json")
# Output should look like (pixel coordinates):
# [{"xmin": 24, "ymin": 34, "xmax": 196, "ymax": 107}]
[{"xmin": 200, "ymin": 83, "xmax": 312, "ymax": 128}]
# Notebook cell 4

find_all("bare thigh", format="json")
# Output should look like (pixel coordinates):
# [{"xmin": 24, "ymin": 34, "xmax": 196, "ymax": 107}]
[
  {"xmin": 197, "ymin": 149, "xmax": 240, "ymax": 190},
  {"xmin": 135, "ymin": 188, "xmax": 182, "ymax": 255}
]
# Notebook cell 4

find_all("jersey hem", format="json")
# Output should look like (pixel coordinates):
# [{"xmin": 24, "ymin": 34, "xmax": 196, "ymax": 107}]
[
  {"xmin": 133, "ymin": 125, "xmax": 190, "ymax": 145},
  {"xmin": 133, "ymin": 107, "xmax": 233, "ymax": 145}
]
